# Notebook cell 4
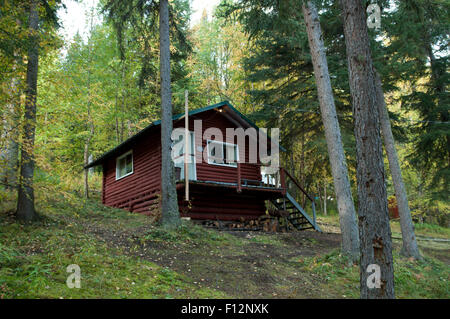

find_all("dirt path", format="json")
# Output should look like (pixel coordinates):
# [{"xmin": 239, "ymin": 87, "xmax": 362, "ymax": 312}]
[
  {"xmin": 68, "ymin": 216, "xmax": 449, "ymax": 298},
  {"xmin": 72, "ymin": 217, "xmax": 342, "ymax": 298}
]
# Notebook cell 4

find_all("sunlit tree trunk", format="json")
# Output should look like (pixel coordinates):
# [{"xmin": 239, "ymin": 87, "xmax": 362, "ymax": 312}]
[
  {"xmin": 5, "ymin": 93, "xmax": 20, "ymax": 191},
  {"xmin": 1, "ymin": 73, "xmax": 20, "ymax": 190},
  {"xmin": 340, "ymin": 0, "xmax": 394, "ymax": 298},
  {"xmin": 17, "ymin": 0, "xmax": 39, "ymax": 222},
  {"xmin": 159, "ymin": 0, "xmax": 180, "ymax": 227},
  {"xmin": 323, "ymin": 182, "xmax": 327, "ymax": 216},
  {"xmin": 302, "ymin": 1, "xmax": 359, "ymax": 261},
  {"xmin": 84, "ymin": 4, "xmax": 95, "ymax": 199},
  {"xmin": 374, "ymin": 72, "xmax": 421, "ymax": 260}
]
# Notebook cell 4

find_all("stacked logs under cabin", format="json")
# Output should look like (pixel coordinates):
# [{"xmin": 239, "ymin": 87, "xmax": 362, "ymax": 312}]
[{"xmin": 198, "ymin": 213, "xmax": 295, "ymax": 232}]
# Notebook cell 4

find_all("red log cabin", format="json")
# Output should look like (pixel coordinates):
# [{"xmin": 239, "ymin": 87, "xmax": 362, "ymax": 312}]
[{"xmin": 85, "ymin": 101, "xmax": 320, "ymax": 231}]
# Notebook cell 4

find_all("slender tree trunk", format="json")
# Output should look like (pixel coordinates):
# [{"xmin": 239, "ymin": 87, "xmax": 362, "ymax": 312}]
[
  {"xmin": 114, "ymin": 90, "xmax": 120, "ymax": 144},
  {"xmin": 300, "ymin": 127, "xmax": 306, "ymax": 207},
  {"xmin": 84, "ymin": 6, "xmax": 95, "ymax": 199},
  {"xmin": 16, "ymin": 0, "xmax": 39, "ymax": 222},
  {"xmin": 120, "ymin": 63, "xmax": 126, "ymax": 143},
  {"xmin": 6, "ymin": 102, "xmax": 20, "ymax": 190},
  {"xmin": 302, "ymin": 1, "xmax": 359, "ymax": 261},
  {"xmin": 83, "ymin": 108, "xmax": 94, "ymax": 198},
  {"xmin": 159, "ymin": 0, "xmax": 180, "ymax": 227},
  {"xmin": 374, "ymin": 72, "xmax": 421, "ymax": 260},
  {"xmin": 1, "ymin": 74, "xmax": 20, "ymax": 190},
  {"xmin": 323, "ymin": 182, "xmax": 327, "ymax": 216},
  {"xmin": 317, "ymin": 181, "xmax": 323, "ymax": 213},
  {"xmin": 340, "ymin": 0, "xmax": 394, "ymax": 298},
  {"xmin": 0, "ymin": 111, "xmax": 8, "ymax": 184}
]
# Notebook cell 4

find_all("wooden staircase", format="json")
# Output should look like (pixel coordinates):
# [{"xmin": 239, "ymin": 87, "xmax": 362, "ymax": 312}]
[
  {"xmin": 236, "ymin": 163, "xmax": 322, "ymax": 231},
  {"xmin": 270, "ymin": 192, "xmax": 321, "ymax": 231},
  {"xmin": 269, "ymin": 167, "xmax": 321, "ymax": 232}
]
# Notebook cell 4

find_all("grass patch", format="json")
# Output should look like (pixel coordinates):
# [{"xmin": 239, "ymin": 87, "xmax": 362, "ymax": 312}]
[
  {"xmin": 1, "ymin": 188, "xmax": 448, "ymax": 299},
  {"xmin": 142, "ymin": 221, "xmax": 237, "ymax": 247},
  {"xmin": 0, "ymin": 195, "xmax": 226, "ymax": 299},
  {"xmin": 295, "ymin": 249, "xmax": 449, "ymax": 299},
  {"xmin": 318, "ymin": 214, "xmax": 450, "ymax": 240}
]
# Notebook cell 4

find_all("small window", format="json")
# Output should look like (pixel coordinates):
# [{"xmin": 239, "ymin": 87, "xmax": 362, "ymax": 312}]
[
  {"xmin": 116, "ymin": 150, "xmax": 133, "ymax": 180},
  {"xmin": 207, "ymin": 140, "xmax": 238, "ymax": 167}
]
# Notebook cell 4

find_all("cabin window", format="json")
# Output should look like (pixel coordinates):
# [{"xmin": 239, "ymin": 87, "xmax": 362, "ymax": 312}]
[
  {"xmin": 173, "ymin": 131, "xmax": 196, "ymax": 180},
  {"xmin": 207, "ymin": 140, "xmax": 239, "ymax": 167},
  {"xmin": 116, "ymin": 150, "xmax": 133, "ymax": 180}
]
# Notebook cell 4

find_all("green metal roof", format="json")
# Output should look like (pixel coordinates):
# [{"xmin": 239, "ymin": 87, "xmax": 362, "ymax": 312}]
[{"xmin": 85, "ymin": 100, "xmax": 285, "ymax": 169}]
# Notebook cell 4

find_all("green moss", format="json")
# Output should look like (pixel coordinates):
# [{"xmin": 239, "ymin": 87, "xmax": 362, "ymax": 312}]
[{"xmin": 0, "ymin": 208, "xmax": 225, "ymax": 299}]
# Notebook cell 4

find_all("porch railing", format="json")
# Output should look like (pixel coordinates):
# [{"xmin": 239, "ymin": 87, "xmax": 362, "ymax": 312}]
[{"xmin": 236, "ymin": 163, "xmax": 317, "ymax": 225}]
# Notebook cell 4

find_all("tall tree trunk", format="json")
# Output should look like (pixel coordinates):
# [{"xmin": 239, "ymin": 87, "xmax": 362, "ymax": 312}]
[
  {"xmin": 5, "ymin": 100, "xmax": 20, "ymax": 190},
  {"xmin": 340, "ymin": 0, "xmax": 394, "ymax": 298},
  {"xmin": 83, "ymin": 107, "xmax": 94, "ymax": 199},
  {"xmin": 317, "ymin": 181, "xmax": 323, "ymax": 213},
  {"xmin": 84, "ymin": 5, "xmax": 95, "ymax": 199},
  {"xmin": 323, "ymin": 182, "xmax": 327, "ymax": 216},
  {"xmin": 16, "ymin": 0, "xmax": 39, "ymax": 222},
  {"xmin": 159, "ymin": 0, "xmax": 180, "ymax": 227},
  {"xmin": 374, "ymin": 72, "xmax": 421, "ymax": 260},
  {"xmin": 302, "ymin": 1, "xmax": 359, "ymax": 261}
]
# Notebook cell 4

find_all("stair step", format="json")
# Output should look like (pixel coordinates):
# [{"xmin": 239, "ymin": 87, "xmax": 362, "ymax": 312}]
[
  {"xmin": 290, "ymin": 221, "xmax": 310, "ymax": 225},
  {"xmin": 289, "ymin": 217, "xmax": 307, "ymax": 222},
  {"xmin": 298, "ymin": 226, "xmax": 315, "ymax": 231},
  {"xmin": 270, "ymin": 194, "xmax": 321, "ymax": 232},
  {"xmin": 288, "ymin": 215, "xmax": 307, "ymax": 220}
]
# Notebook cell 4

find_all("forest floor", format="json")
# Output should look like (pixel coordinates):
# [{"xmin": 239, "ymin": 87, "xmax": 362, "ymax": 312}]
[{"xmin": 0, "ymin": 191, "xmax": 448, "ymax": 299}]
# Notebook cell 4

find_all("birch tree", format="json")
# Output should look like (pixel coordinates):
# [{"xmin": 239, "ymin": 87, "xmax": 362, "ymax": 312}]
[
  {"xmin": 302, "ymin": 0, "xmax": 359, "ymax": 262},
  {"xmin": 340, "ymin": 0, "xmax": 395, "ymax": 298}
]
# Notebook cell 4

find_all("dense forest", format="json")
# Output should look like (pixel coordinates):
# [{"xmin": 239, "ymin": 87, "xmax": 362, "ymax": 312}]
[{"xmin": 0, "ymin": 0, "xmax": 448, "ymax": 299}]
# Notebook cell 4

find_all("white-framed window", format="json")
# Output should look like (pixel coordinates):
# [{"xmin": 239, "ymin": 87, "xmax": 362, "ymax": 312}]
[
  {"xmin": 173, "ymin": 131, "xmax": 197, "ymax": 180},
  {"xmin": 207, "ymin": 140, "xmax": 239, "ymax": 167},
  {"xmin": 116, "ymin": 150, "xmax": 133, "ymax": 180}
]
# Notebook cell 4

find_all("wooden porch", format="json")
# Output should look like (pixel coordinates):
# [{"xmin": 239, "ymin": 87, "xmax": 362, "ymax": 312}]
[{"xmin": 176, "ymin": 163, "xmax": 321, "ymax": 231}]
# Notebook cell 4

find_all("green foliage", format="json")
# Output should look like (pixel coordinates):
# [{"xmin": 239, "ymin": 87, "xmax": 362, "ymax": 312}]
[
  {"xmin": 381, "ymin": 0, "xmax": 450, "ymax": 198},
  {"xmin": 218, "ymin": 0, "xmax": 358, "ymax": 199},
  {"xmin": 219, "ymin": 0, "xmax": 449, "ymax": 208}
]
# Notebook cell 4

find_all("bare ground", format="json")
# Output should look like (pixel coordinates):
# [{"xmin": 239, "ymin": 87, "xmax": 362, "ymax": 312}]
[
  {"xmin": 60, "ymin": 215, "xmax": 448, "ymax": 298},
  {"xmin": 70, "ymin": 217, "xmax": 344, "ymax": 298}
]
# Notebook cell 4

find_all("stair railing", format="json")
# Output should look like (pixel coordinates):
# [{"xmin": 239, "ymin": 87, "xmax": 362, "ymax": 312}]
[{"xmin": 279, "ymin": 167, "xmax": 317, "ymax": 227}]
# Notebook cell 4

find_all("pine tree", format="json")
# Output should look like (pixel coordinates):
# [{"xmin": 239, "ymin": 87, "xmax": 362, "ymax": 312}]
[
  {"xmin": 159, "ymin": 0, "xmax": 180, "ymax": 227},
  {"xmin": 340, "ymin": 0, "xmax": 395, "ymax": 298},
  {"xmin": 302, "ymin": 0, "xmax": 359, "ymax": 262},
  {"xmin": 16, "ymin": 0, "xmax": 40, "ymax": 222},
  {"xmin": 384, "ymin": 0, "xmax": 449, "ymax": 199}
]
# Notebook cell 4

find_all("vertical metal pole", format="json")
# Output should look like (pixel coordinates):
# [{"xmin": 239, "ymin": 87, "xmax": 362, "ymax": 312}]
[
  {"xmin": 184, "ymin": 90, "xmax": 189, "ymax": 201},
  {"xmin": 237, "ymin": 161, "xmax": 242, "ymax": 193}
]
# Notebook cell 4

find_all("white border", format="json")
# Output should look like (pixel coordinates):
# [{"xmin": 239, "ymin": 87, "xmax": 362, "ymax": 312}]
[{"xmin": 116, "ymin": 150, "xmax": 134, "ymax": 180}]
